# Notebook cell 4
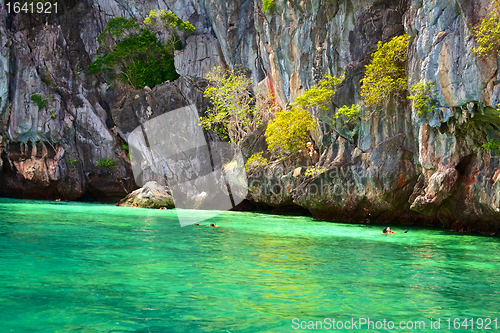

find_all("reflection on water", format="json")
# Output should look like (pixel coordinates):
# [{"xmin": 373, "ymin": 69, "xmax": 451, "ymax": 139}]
[{"xmin": 0, "ymin": 198, "xmax": 500, "ymax": 332}]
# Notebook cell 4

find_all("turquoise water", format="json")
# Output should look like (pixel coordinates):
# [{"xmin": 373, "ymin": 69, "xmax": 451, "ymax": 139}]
[{"xmin": 1, "ymin": 198, "xmax": 500, "ymax": 332}]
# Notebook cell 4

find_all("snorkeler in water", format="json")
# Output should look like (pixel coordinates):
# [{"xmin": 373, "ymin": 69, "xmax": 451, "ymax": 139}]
[
  {"xmin": 382, "ymin": 227, "xmax": 395, "ymax": 234},
  {"xmin": 209, "ymin": 223, "xmax": 219, "ymax": 227}
]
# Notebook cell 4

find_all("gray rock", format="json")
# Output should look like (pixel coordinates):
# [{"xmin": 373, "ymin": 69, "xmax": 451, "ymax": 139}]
[
  {"xmin": 116, "ymin": 181, "xmax": 175, "ymax": 209},
  {"xmin": 174, "ymin": 34, "xmax": 223, "ymax": 78}
]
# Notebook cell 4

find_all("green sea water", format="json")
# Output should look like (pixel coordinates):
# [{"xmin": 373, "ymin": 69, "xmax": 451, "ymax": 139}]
[{"xmin": 1, "ymin": 198, "xmax": 500, "ymax": 333}]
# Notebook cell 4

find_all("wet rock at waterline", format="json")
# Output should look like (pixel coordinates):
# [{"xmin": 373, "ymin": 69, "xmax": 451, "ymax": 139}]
[{"xmin": 116, "ymin": 181, "xmax": 175, "ymax": 209}]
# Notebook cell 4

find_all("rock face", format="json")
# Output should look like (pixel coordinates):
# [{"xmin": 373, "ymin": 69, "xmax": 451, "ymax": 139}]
[
  {"xmin": 0, "ymin": 0, "xmax": 214, "ymax": 201},
  {"xmin": 2, "ymin": 0, "xmax": 500, "ymax": 232},
  {"xmin": 174, "ymin": 34, "xmax": 223, "ymax": 78},
  {"xmin": 0, "ymin": 1, "xmax": 134, "ymax": 201},
  {"xmin": 216, "ymin": 0, "xmax": 500, "ymax": 233},
  {"xmin": 116, "ymin": 181, "xmax": 175, "ymax": 209}
]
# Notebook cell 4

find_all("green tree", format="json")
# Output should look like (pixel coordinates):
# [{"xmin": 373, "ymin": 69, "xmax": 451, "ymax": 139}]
[
  {"xmin": 472, "ymin": 0, "xmax": 500, "ymax": 58},
  {"xmin": 97, "ymin": 17, "xmax": 140, "ymax": 49},
  {"xmin": 144, "ymin": 9, "xmax": 195, "ymax": 51},
  {"xmin": 332, "ymin": 104, "xmax": 361, "ymax": 125},
  {"xmin": 262, "ymin": 0, "xmax": 275, "ymax": 12},
  {"xmin": 67, "ymin": 158, "xmax": 78, "ymax": 173},
  {"xmin": 265, "ymin": 74, "xmax": 342, "ymax": 157},
  {"xmin": 96, "ymin": 158, "xmax": 117, "ymax": 169},
  {"xmin": 200, "ymin": 66, "xmax": 263, "ymax": 143},
  {"xmin": 292, "ymin": 75, "xmax": 343, "ymax": 111},
  {"xmin": 482, "ymin": 139, "xmax": 500, "ymax": 150},
  {"xmin": 361, "ymin": 34, "xmax": 409, "ymax": 105},
  {"xmin": 304, "ymin": 165, "xmax": 327, "ymax": 177},
  {"xmin": 144, "ymin": 9, "xmax": 195, "ymax": 33},
  {"xmin": 30, "ymin": 94, "xmax": 47, "ymax": 109},
  {"xmin": 89, "ymin": 12, "xmax": 194, "ymax": 89},
  {"xmin": 407, "ymin": 80, "xmax": 437, "ymax": 115},
  {"xmin": 91, "ymin": 28, "xmax": 181, "ymax": 88},
  {"xmin": 265, "ymin": 108, "xmax": 317, "ymax": 156},
  {"xmin": 245, "ymin": 152, "xmax": 269, "ymax": 171}
]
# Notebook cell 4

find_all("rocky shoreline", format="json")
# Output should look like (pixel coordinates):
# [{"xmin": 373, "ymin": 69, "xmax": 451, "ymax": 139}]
[{"xmin": 2, "ymin": 0, "xmax": 500, "ymax": 234}]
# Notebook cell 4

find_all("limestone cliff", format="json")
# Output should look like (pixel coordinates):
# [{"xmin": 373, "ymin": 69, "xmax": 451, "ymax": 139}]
[
  {"xmin": 1, "ymin": 0, "xmax": 500, "ymax": 233},
  {"xmin": 0, "ymin": 0, "xmax": 218, "ymax": 200}
]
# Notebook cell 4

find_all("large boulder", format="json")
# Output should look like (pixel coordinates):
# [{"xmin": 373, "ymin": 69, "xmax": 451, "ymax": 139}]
[{"xmin": 116, "ymin": 181, "xmax": 175, "ymax": 209}]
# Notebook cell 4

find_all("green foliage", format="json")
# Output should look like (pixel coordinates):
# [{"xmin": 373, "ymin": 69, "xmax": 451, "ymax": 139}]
[
  {"xmin": 265, "ymin": 108, "xmax": 317, "ymax": 156},
  {"xmin": 67, "ymin": 158, "xmax": 78, "ymax": 173},
  {"xmin": 142, "ymin": 10, "xmax": 194, "ymax": 59},
  {"xmin": 245, "ymin": 152, "xmax": 269, "ymax": 171},
  {"xmin": 98, "ymin": 17, "xmax": 140, "ymax": 44},
  {"xmin": 200, "ymin": 66, "xmax": 263, "ymax": 143},
  {"xmin": 262, "ymin": 74, "xmax": 344, "ymax": 157},
  {"xmin": 89, "ymin": 29, "xmax": 180, "ymax": 88},
  {"xmin": 408, "ymin": 81, "xmax": 437, "ymax": 115},
  {"xmin": 263, "ymin": 0, "xmax": 275, "ymax": 12},
  {"xmin": 332, "ymin": 104, "xmax": 361, "ymax": 125},
  {"xmin": 144, "ymin": 10, "xmax": 195, "ymax": 33},
  {"xmin": 262, "ymin": 74, "xmax": 342, "ymax": 157},
  {"xmin": 361, "ymin": 34, "xmax": 409, "ymax": 106},
  {"xmin": 292, "ymin": 75, "xmax": 343, "ymax": 111},
  {"xmin": 304, "ymin": 165, "xmax": 327, "ymax": 177},
  {"xmin": 482, "ymin": 139, "xmax": 500, "ymax": 150},
  {"xmin": 51, "ymin": 112, "xmax": 56, "ymax": 119},
  {"xmin": 88, "ymin": 55, "xmax": 103, "ymax": 74},
  {"xmin": 40, "ymin": 72, "xmax": 54, "ymax": 87},
  {"xmin": 30, "ymin": 94, "xmax": 47, "ymax": 109},
  {"xmin": 122, "ymin": 144, "xmax": 129, "ymax": 151},
  {"xmin": 90, "ymin": 13, "xmax": 193, "ymax": 89},
  {"xmin": 96, "ymin": 158, "xmax": 117, "ymax": 169},
  {"xmin": 472, "ymin": 0, "xmax": 500, "ymax": 58}
]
